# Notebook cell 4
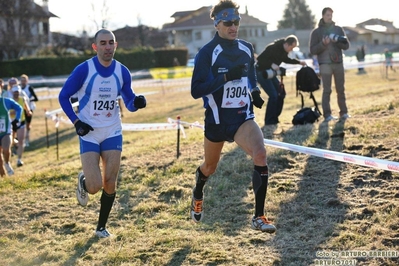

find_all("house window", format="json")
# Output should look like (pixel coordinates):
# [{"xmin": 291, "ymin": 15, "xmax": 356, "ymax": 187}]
[
  {"xmin": 43, "ymin": 22, "xmax": 49, "ymax": 35},
  {"xmin": 195, "ymin": 31, "xmax": 202, "ymax": 40},
  {"xmin": 38, "ymin": 22, "xmax": 43, "ymax": 35}
]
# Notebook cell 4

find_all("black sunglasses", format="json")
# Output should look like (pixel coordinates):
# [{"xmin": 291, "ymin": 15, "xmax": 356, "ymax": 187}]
[{"xmin": 222, "ymin": 20, "xmax": 240, "ymax": 27}]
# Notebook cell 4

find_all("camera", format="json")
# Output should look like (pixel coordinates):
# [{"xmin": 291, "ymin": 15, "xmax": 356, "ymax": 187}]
[
  {"xmin": 263, "ymin": 67, "xmax": 286, "ymax": 79},
  {"xmin": 328, "ymin": 33, "xmax": 348, "ymax": 44}
]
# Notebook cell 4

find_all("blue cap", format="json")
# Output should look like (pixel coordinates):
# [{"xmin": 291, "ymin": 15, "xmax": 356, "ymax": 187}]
[{"xmin": 214, "ymin": 8, "xmax": 241, "ymax": 26}]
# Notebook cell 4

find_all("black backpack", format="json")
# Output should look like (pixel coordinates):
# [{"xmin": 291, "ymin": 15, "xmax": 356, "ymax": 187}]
[
  {"xmin": 292, "ymin": 107, "xmax": 321, "ymax": 125},
  {"xmin": 296, "ymin": 65, "xmax": 320, "ymax": 93},
  {"xmin": 292, "ymin": 66, "xmax": 322, "ymax": 125}
]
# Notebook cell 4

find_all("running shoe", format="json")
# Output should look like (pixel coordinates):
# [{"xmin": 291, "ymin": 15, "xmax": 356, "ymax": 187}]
[
  {"xmin": 76, "ymin": 171, "xmax": 88, "ymax": 206},
  {"xmin": 95, "ymin": 227, "xmax": 112, "ymax": 238},
  {"xmin": 251, "ymin": 216, "xmax": 276, "ymax": 233},
  {"xmin": 5, "ymin": 163, "xmax": 14, "ymax": 176},
  {"xmin": 190, "ymin": 188, "xmax": 203, "ymax": 223}
]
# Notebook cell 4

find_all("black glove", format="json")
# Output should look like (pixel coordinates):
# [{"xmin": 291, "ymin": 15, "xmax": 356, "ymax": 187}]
[
  {"xmin": 74, "ymin": 120, "xmax": 93, "ymax": 136},
  {"xmin": 134, "ymin": 95, "xmax": 146, "ymax": 109},
  {"xmin": 251, "ymin": 87, "xmax": 264, "ymax": 109},
  {"xmin": 225, "ymin": 65, "xmax": 244, "ymax": 81},
  {"xmin": 11, "ymin": 119, "xmax": 19, "ymax": 132}
]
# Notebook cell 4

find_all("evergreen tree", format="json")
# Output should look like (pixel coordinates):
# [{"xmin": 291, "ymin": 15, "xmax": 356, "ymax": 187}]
[{"xmin": 277, "ymin": 0, "xmax": 316, "ymax": 30}]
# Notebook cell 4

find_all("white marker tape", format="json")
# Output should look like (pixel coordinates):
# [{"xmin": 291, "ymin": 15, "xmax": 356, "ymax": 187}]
[
  {"xmin": 122, "ymin": 123, "xmax": 177, "ymax": 131},
  {"xmin": 167, "ymin": 117, "xmax": 204, "ymax": 130},
  {"xmin": 45, "ymin": 102, "xmax": 79, "ymax": 117},
  {"xmin": 122, "ymin": 122, "xmax": 186, "ymax": 138},
  {"xmin": 264, "ymin": 139, "xmax": 399, "ymax": 173}
]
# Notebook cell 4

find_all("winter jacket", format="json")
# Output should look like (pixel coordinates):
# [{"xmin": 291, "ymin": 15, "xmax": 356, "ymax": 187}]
[
  {"xmin": 256, "ymin": 39, "xmax": 301, "ymax": 71},
  {"xmin": 309, "ymin": 19, "xmax": 350, "ymax": 64}
]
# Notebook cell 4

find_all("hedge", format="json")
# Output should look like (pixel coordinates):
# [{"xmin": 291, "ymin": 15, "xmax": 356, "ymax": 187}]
[{"xmin": 0, "ymin": 47, "xmax": 189, "ymax": 77}]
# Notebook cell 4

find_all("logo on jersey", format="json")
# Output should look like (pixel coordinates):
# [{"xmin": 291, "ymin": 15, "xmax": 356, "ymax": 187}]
[
  {"xmin": 218, "ymin": 67, "xmax": 229, "ymax": 74},
  {"xmin": 214, "ymin": 48, "xmax": 221, "ymax": 57},
  {"xmin": 98, "ymin": 94, "xmax": 111, "ymax": 99}
]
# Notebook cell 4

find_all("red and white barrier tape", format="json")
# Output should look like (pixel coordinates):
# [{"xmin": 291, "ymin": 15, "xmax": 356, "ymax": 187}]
[
  {"xmin": 45, "ymin": 109, "xmax": 399, "ymax": 172},
  {"xmin": 264, "ymin": 139, "xmax": 399, "ymax": 173}
]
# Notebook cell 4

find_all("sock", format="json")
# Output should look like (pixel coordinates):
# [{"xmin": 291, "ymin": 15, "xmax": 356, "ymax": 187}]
[
  {"xmin": 193, "ymin": 167, "xmax": 208, "ymax": 199},
  {"xmin": 252, "ymin": 165, "xmax": 269, "ymax": 218},
  {"xmin": 97, "ymin": 190, "xmax": 116, "ymax": 231}
]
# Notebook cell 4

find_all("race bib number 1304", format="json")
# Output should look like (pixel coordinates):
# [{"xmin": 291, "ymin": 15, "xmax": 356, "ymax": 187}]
[{"xmin": 221, "ymin": 77, "xmax": 249, "ymax": 108}]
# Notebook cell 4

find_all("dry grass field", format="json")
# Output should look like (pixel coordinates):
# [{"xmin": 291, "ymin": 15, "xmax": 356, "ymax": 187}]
[{"xmin": 0, "ymin": 65, "xmax": 398, "ymax": 266}]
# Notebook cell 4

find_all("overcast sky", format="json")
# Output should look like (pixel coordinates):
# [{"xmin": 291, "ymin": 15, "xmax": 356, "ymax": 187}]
[{"xmin": 36, "ymin": 0, "xmax": 399, "ymax": 36}]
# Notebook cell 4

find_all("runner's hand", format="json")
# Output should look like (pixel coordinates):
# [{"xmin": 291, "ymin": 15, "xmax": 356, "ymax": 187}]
[
  {"xmin": 74, "ymin": 120, "xmax": 93, "ymax": 136},
  {"xmin": 225, "ymin": 65, "xmax": 244, "ymax": 81},
  {"xmin": 134, "ymin": 95, "xmax": 146, "ymax": 109}
]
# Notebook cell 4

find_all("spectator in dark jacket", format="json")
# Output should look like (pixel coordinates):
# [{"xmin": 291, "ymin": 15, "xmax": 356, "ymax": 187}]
[
  {"xmin": 355, "ymin": 45, "xmax": 366, "ymax": 74},
  {"xmin": 256, "ymin": 35, "xmax": 306, "ymax": 126}
]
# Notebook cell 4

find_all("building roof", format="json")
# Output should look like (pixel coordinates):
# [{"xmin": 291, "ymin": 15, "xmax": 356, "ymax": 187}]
[
  {"xmin": 356, "ymin": 18, "xmax": 395, "ymax": 29},
  {"xmin": 0, "ymin": 1, "xmax": 58, "ymax": 18},
  {"xmin": 348, "ymin": 18, "xmax": 399, "ymax": 34},
  {"xmin": 162, "ymin": 6, "xmax": 267, "ymax": 30}
]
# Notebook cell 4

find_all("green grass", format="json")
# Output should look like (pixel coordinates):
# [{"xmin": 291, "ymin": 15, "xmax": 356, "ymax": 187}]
[{"xmin": 1, "ymin": 66, "xmax": 399, "ymax": 265}]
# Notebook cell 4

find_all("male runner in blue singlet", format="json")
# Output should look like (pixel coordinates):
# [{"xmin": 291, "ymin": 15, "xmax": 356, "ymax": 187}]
[{"xmin": 58, "ymin": 29, "xmax": 147, "ymax": 238}]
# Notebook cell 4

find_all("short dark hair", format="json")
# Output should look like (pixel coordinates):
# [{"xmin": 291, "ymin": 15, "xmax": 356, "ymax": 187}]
[
  {"xmin": 94, "ymin": 29, "xmax": 115, "ymax": 43},
  {"xmin": 210, "ymin": 0, "xmax": 239, "ymax": 19},
  {"xmin": 322, "ymin": 7, "xmax": 333, "ymax": 15},
  {"xmin": 285, "ymin": 35, "xmax": 299, "ymax": 46}
]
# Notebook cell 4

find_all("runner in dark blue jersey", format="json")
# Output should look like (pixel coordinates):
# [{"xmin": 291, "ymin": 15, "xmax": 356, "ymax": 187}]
[{"xmin": 190, "ymin": 0, "xmax": 275, "ymax": 233}]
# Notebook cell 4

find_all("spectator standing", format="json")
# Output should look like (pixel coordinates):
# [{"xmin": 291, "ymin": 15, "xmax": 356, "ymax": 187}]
[
  {"xmin": 310, "ymin": 7, "xmax": 351, "ymax": 122},
  {"xmin": 190, "ymin": 0, "xmax": 275, "ymax": 233},
  {"xmin": 356, "ymin": 45, "xmax": 366, "ymax": 74},
  {"xmin": 58, "ymin": 29, "xmax": 147, "ymax": 238},
  {"xmin": 384, "ymin": 48, "xmax": 395, "ymax": 77},
  {"xmin": 20, "ymin": 74, "xmax": 38, "ymax": 147},
  {"xmin": 256, "ymin": 35, "xmax": 306, "ymax": 126}
]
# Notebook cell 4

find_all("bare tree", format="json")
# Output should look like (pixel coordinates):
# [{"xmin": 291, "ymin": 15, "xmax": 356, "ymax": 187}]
[{"xmin": 89, "ymin": 0, "xmax": 111, "ymax": 31}]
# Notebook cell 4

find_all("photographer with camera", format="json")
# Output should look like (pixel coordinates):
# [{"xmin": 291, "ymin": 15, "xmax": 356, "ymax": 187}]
[
  {"xmin": 256, "ymin": 35, "xmax": 306, "ymax": 127},
  {"xmin": 310, "ymin": 7, "xmax": 351, "ymax": 122}
]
